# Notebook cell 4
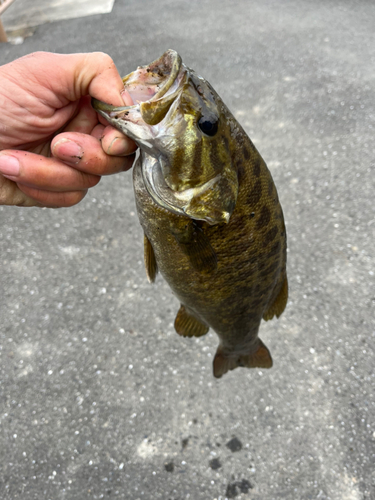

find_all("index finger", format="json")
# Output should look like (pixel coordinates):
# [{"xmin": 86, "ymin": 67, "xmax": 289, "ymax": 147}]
[{"xmin": 51, "ymin": 132, "xmax": 135, "ymax": 175}]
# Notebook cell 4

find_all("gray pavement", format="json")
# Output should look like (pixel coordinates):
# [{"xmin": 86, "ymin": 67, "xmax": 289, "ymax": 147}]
[{"xmin": 1, "ymin": 1, "xmax": 375, "ymax": 499}]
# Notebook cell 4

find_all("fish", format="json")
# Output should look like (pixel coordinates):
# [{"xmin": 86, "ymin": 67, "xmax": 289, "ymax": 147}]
[{"xmin": 92, "ymin": 49, "xmax": 288, "ymax": 378}]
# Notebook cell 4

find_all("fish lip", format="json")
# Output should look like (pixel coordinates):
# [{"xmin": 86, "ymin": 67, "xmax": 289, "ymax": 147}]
[
  {"xmin": 136, "ymin": 49, "xmax": 182, "ymax": 103},
  {"xmin": 92, "ymin": 49, "xmax": 183, "ymax": 123}
]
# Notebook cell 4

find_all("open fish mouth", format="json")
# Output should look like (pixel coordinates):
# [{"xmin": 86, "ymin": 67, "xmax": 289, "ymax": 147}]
[
  {"xmin": 92, "ymin": 49, "xmax": 185, "ymax": 130},
  {"xmin": 121, "ymin": 50, "xmax": 184, "ymax": 126}
]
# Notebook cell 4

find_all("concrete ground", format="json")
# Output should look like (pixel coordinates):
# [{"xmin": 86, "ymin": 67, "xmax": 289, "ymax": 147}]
[{"xmin": 0, "ymin": 1, "xmax": 374, "ymax": 499}]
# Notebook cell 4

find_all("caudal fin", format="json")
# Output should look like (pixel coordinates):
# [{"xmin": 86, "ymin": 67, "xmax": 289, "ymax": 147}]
[{"xmin": 213, "ymin": 339, "xmax": 273, "ymax": 378}]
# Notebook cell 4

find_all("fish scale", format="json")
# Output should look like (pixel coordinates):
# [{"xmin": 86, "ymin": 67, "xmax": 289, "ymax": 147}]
[{"xmin": 93, "ymin": 50, "xmax": 288, "ymax": 378}]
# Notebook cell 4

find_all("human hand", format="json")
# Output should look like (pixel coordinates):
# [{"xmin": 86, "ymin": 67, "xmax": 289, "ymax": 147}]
[{"xmin": 0, "ymin": 52, "xmax": 136, "ymax": 207}]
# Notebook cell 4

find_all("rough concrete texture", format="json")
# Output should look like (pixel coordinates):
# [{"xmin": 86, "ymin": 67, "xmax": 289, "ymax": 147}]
[{"xmin": 0, "ymin": 1, "xmax": 374, "ymax": 499}]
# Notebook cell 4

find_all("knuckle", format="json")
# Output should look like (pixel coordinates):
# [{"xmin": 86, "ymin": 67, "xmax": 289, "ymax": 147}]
[
  {"xmin": 66, "ymin": 190, "xmax": 87, "ymax": 207},
  {"xmin": 47, "ymin": 190, "xmax": 86, "ymax": 208},
  {"xmin": 94, "ymin": 52, "xmax": 115, "ymax": 68},
  {"xmin": 104, "ymin": 156, "xmax": 127, "ymax": 174},
  {"xmin": 86, "ymin": 154, "xmax": 114, "ymax": 175},
  {"xmin": 86, "ymin": 159, "xmax": 105, "ymax": 176},
  {"xmin": 86, "ymin": 174, "xmax": 101, "ymax": 188}
]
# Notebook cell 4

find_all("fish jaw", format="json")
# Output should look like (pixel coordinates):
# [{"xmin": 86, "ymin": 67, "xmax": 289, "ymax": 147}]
[
  {"xmin": 123, "ymin": 49, "xmax": 183, "ymax": 119},
  {"xmin": 92, "ymin": 101, "xmax": 156, "ymax": 156},
  {"xmin": 92, "ymin": 50, "xmax": 185, "ymax": 154},
  {"xmin": 92, "ymin": 49, "xmax": 239, "ymax": 225}
]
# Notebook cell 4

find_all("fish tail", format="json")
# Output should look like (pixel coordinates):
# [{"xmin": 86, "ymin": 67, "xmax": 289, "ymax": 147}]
[{"xmin": 213, "ymin": 339, "xmax": 273, "ymax": 378}]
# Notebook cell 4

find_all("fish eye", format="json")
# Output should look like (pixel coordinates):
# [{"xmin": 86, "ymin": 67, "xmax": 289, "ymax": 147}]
[{"xmin": 198, "ymin": 116, "xmax": 219, "ymax": 137}]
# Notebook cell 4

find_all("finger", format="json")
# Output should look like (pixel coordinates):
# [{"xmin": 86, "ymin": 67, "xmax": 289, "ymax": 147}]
[
  {"xmin": 63, "ymin": 95, "xmax": 98, "ymax": 134},
  {"xmin": 51, "ymin": 132, "xmax": 135, "ymax": 175},
  {"xmin": 61, "ymin": 97, "xmax": 137, "ymax": 157},
  {"xmin": 95, "ymin": 88, "xmax": 134, "ymax": 130},
  {"xmin": 0, "ymin": 172, "xmax": 84, "ymax": 208},
  {"xmin": 75, "ymin": 52, "xmax": 125, "ymax": 104},
  {"xmin": 0, "ymin": 175, "xmax": 40, "ymax": 207},
  {"xmin": 17, "ymin": 183, "xmax": 87, "ymax": 208},
  {"xmin": 13, "ymin": 52, "xmax": 126, "ymax": 106},
  {"xmin": 91, "ymin": 123, "xmax": 105, "ymax": 140},
  {"xmin": 0, "ymin": 151, "xmax": 100, "ymax": 192},
  {"xmin": 100, "ymin": 125, "xmax": 137, "ymax": 156},
  {"xmin": 85, "ymin": 123, "xmax": 137, "ymax": 157},
  {"xmin": 121, "ymin": 89, "xmax": 136, "ymax": 107}
]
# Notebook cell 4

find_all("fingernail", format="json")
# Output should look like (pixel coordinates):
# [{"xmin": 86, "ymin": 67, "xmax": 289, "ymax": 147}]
[
  {"xmin": 107, "ymin": 136, "xmax": 131, "ymax": 156},
  {"xmin": 0, "ymin": 155, "xmax": 20, "ymax": 177},
  {"xmin": 121, "ymin": 89, "xmax": 134, "ymax": 106},
  {"xmin": 53, "ymin": 139, "xmax": 83, "ymax": 164}
]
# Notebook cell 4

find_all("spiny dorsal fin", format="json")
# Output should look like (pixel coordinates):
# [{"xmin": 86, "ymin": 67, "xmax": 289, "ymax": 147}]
[
  {"xmin": 174, "ymin": 305, "xmax": 209, "ymax": 338},
  {"xmin": 144, "ymin": 234, "xmax": 158, "ymax": 283}
]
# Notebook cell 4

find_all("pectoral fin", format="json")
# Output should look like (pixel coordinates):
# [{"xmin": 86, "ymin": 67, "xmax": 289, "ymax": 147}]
[
  {"xmin": 174, "ymin": 305, "xmax": 209, "ymax": 337},
  {"xmin": 144, "ymin": 234, "xmax": 158, "ymax": 283},
  {"xmin": 213, "ymin": 339, "xmax": 273, "ymax": 378},
  {"xmin": 171, "ymin": 221, "xmax": 217, "ymax": 274}
]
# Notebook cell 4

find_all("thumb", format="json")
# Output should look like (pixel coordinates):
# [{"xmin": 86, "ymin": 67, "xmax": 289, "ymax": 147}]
[
  {"xmin": 9, "ymin": 52, "xmax": 126, "ymax": 107},
  {"xmin": 70, "ymin": 52, "xmax": 126, "ymax": 105}
]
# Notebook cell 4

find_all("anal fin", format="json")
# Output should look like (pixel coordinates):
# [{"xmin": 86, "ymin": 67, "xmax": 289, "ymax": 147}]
[
  {"xmin": 213, "ymin": 339, "xmax": 273, "ymax": 378},
  {"xmin": 174, "ymin": 305, "xmax": 209, "ymax": 338},
  {"xmin": 144, "ymin": 234, "xmax": 158, "ymax": 283}
]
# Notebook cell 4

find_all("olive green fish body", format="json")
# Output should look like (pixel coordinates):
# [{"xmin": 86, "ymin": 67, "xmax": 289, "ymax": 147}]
[
  {"xmin": 134, "ymin": 138, "xmax": 287, "ymax": 377},
  {"xmin": 93, "ymin": 50, "xmax": 288, "ymax": 378}
]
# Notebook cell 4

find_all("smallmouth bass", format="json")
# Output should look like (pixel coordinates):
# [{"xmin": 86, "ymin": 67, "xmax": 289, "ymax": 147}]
[{"xmin": 93, "ymin": 50, "xmax": 288, "ymax": 378}]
